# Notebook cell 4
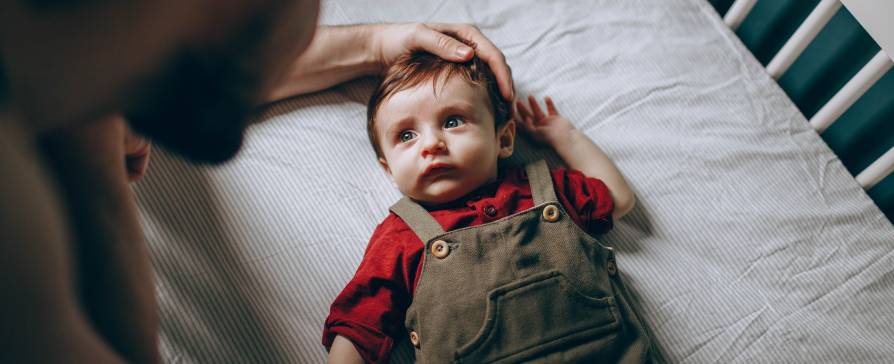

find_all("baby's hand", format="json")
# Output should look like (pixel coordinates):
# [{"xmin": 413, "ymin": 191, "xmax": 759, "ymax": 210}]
[{"xmin": 516, "ymin": 96, "xmax": 576, "ymax": 147}]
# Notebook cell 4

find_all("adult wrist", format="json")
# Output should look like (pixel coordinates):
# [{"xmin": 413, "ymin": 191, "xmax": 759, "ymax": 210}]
[
  {"xmin": 363, "ymin": 23, "xmax": 388, "ymax": 76},
  {"xmin": 315, "ymin": 24, "xmax": 383, "ymax": 76}
]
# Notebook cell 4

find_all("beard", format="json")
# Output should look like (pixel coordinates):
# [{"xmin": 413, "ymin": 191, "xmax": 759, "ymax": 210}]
[{"xmin": 123, "ymin": 46, "xmax": 262, "ymax": 165}]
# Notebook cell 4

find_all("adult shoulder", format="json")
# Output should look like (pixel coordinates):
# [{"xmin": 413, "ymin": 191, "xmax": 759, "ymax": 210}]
[{"xmin": 0, "ymin": 122, "xmax": 124, "ymax": 363}]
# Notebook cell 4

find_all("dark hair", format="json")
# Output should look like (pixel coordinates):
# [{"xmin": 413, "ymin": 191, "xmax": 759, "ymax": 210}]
[{"xmin": 367, "ymin": 51, "xmax": 509, "ymax": 158}]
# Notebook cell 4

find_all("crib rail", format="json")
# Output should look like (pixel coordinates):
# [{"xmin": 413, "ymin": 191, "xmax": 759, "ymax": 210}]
[
  {"xmin": 764, "ymin": 0, "xmax": 842, "ymax": 80},
  {"xmin": 857, "ymin": 147, "xmax": 894, "ymax": 190},
  {"xmin": 724, "ymin": 0, "xmax": 894, "ymax": 191},
  {"xmin": 722, "ymin": 0, "xmax": 756, "ymax": 31},
  {"xmin": 809, "ymin": 51, "xmax": 892, "ymax": 134}
]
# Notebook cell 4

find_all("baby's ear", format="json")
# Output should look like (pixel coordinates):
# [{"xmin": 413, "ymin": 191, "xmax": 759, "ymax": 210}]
[
  {"xmin": 378, "ymin": 157, "xmax": 392, "ymax": 176},
  {"xmin": 497, "ymin": 120, "xmax": 516, "ymax": 159}
]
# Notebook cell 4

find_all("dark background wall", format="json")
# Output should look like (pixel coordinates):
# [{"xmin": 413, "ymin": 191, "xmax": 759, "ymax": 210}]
[{"xmin": 709, "ymin": 0, "xmax": 894, "ymax": 221}]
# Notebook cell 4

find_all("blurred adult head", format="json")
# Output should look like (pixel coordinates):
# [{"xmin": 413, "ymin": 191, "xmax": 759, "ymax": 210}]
[{"xmin": 0, "ymin": 0, "xmax": 320, "ymax": 163}]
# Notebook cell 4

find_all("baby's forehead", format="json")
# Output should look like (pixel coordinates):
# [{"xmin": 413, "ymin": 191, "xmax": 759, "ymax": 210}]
[{"xmin": 377, "ymin": 76, "xmax": 491, "ymax": 117}]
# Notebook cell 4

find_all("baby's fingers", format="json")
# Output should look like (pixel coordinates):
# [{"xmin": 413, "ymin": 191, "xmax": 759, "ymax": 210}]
[
  {"xmin": 518, "ymin": 115, "xmax": 536, "ymax": 134},
  {"xmin": 545, "ymin": 97, "xmax": 559, "ymax": 116},
  {"xmin": 515, "ymin": 100, "xmax": 532, "ymax": 121},
  {"xmin": 527, "ymin": 96, "xmax": 546, "ymax": 121}
]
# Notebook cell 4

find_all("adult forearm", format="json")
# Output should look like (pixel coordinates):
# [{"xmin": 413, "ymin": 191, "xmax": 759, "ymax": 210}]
[
  {"xmin": 267, "ymin": 25, "xmax": 382, "ymax": 101},
  {"xmin": 550, "ymin": 130, "xmax": 636, "ymax": 217}
]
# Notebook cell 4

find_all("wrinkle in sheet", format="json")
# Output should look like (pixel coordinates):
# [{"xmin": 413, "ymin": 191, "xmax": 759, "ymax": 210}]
[
  {"xmin": 848, "ymin": 249, "xmax": 894, "ymax": 298},
  {"xmin": 783, "ymin": 248, "xmax": 894, "ymax": 328},
  {"xmin": 784, "ymin": 134, "xmax": 838, "ymax": 208},
  {"xmin": 509, "ymin": 21, "xmax": 560, "ymax": 57},
  {"xmin": 598, "ymin": 82, "xmax": 684, "ymax": 126},
  {"xmin": 713, "ymin": 305, "xmax": 775, "ymax": 363},
  {"xmin": 728, "ymin": 251, "xmax": 766, "ymax": 286},
  {"xmin": 725, "ymin": 315, "xmax": 805, "ymax": 364},
  {"xmin": 420, "ymin": 0, "xmax": 449, "ymax": 22},
  {"xmin": 654, "ymin": 289, "xmax": 697, "ymax": 324},
  {"xmin": 687, "ymin": 74, "xmax": 744, "ymax": 98},
  {"xmin": 680, "ymin": 305, "xmax": 769, "ymax": 364}
]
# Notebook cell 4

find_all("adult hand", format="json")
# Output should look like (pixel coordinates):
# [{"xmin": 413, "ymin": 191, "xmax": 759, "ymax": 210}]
[{"xmin": 373, "ymin": 23, "xmax": 515, "ymax": 101}]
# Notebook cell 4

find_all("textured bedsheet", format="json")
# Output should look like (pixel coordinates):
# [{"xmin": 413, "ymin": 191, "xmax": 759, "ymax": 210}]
[{"xmin": 134, "ymin": 0, "xmax": 894, "ymax": 362}]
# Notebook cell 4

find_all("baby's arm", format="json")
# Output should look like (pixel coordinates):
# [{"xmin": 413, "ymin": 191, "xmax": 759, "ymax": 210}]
[
  {"xmin": 328, "ymin": 335, "xmax": 364, "ymax": 364},
  {"xmin": 517, "ymin": 96, "xmax": 636, "ymax": 220}
]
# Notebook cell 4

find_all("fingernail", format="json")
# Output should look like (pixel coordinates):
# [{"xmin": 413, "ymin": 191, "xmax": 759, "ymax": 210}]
[{"xmin": 456, "ymin": 46, "xmax": 472, "ymax": 58}]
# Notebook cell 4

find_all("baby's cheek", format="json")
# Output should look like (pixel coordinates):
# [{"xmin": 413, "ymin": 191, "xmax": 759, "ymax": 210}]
[{"xmin": 394, "ymin": 170, "xmax": 417, "ymax": 193}]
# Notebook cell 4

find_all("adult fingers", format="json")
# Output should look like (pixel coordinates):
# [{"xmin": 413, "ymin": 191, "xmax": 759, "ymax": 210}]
[
  {"xmin": 408, "ymin": 24, "xmax": 474, "ymax": 63},
  {"xmin": 428, "ymin": 23, "xmax": 515, "ymax": 101}
]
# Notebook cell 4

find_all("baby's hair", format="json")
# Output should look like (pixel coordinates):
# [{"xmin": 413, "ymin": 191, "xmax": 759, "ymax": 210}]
[{"xmin": 367, "ymin": 48, "xmax": 510, "ymax": 159}]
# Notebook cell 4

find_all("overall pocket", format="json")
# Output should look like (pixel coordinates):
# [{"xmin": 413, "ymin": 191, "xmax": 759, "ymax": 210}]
[{"xmin": 454, "ymin": 270, "xmax": 621, "ymax": 363}]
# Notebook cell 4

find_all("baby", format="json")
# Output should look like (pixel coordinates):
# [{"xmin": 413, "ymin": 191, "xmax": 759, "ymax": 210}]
[{"xmin": 324, "ymin": 51, "xmax": 651, "ymax": 363}]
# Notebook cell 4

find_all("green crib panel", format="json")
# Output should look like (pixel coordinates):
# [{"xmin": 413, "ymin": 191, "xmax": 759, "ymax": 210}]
[{"xmin": 710, "ymin": 0, "xmax": 894, "ymax": 221}]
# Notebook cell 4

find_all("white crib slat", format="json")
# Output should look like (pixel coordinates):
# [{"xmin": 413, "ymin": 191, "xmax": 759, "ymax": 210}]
[
  {"xmin": 766, "ymin": 0, "xmax": 842, "ymax": 79},
  {"xmin": 809, "ymin": 51, "xmax": 893, "ymax": 133},
  {"xmin": 724, "ymin": 0, "xmax": 758, "ymax": 31},
  {"xmin": 857, "ymin": 146, "xmax": 894, "ymax": 190}
]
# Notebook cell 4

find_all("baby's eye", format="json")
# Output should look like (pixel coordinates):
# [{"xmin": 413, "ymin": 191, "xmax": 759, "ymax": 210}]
[
  {"xmin": 398, "ymin": 130, "xmax": 417, "ymax": 143},
  {"xmin": 444, "ymin": 116, "xmax": 465, "ymax": 129}
]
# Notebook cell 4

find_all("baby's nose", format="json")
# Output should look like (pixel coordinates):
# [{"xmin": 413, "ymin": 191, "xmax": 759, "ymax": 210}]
[{"xmin": 421, "ymin": 136, "xmax": 447, "ymax": 157}]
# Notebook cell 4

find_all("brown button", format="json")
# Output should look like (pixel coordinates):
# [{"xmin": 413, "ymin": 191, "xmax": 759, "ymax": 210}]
[
  {"xmin": 431, "ymin": 240, "xmax": 450, "ymax": 259},
  {"xmin": 409, "ymin": 330, "xmax": 420, "ymax": 347},
  {"xmin": 542, "ymin": 204, "xmax": 560, "ymax": 222},
  {"xmin": 484, "ymin": 205, "xmax": 497, "ymax": 217},
  {"xmin": 606, "ymin": 259, "xmax": 618, "ymax": 276}
]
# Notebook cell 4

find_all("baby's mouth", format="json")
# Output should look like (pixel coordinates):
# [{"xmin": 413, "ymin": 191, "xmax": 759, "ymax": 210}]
[{"xmin": 422, "ymin": 163, "xmax": 454, "ymax": 178}]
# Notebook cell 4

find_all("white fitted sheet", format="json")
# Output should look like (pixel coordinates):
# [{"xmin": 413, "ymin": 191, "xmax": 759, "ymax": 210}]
[{"xmin": 134, "ymin": 0, "xmax": 894, "ymax": 362}]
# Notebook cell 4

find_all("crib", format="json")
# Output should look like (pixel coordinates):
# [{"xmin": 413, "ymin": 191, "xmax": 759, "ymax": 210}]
[
  {"xmin": 724, "ymin": 0, "xmax": 893, "ymax": 191},
  {"xmin": 134, "ymin": 0, "xmax": 894, "ymax": 362}
]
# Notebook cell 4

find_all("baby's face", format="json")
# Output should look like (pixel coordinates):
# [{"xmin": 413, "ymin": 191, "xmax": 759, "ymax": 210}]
[{"xmin": 376, "ymin": 77, "xmax": 514, "ymax": 205}]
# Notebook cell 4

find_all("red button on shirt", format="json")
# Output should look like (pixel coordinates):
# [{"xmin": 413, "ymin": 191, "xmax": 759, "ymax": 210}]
[{"xmin": 323, "ymin": 166, "xmax": 615, "ymax": 364}]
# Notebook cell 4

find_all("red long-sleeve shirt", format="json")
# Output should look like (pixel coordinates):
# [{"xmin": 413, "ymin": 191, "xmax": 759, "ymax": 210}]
[{"xmin": 323, "ymin": 166, "xmax": 615, "ymax": 363}]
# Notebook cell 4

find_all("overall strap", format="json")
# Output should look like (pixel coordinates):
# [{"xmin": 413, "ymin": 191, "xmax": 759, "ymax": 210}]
[
  {"xmin": 389, "ymin": 197, "xmax": 445, "ymax": 243},
  {"xmin": 527, "ymin": 159, "xmax": 558, "ymax": 205}
]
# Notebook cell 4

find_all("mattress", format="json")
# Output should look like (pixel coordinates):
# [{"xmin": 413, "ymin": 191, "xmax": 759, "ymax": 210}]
[{"xmin": 133, "ymin": 0, "xmax": 894, "ymax": 362}]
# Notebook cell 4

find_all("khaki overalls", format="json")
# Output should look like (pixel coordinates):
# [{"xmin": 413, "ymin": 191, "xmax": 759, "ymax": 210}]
[{"xmin": 390, "ymin": 160, "xmax": 650, "ymax": 364}]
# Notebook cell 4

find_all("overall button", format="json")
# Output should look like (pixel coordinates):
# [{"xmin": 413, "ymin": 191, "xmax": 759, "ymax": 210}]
[
  {"xmin": 409, "ymin": 330, "xmax": 420, "ymax": 348},
  {"xmin": 542, "ymin": 205, "xmax": 560, "ymax": 222},
  {"xmin": 431, "ymin": 240, "xmax": 450, "ymax": 259},
  {"xmin": 606, "ymin": 259, "xmax": 618, "ymax": 276},
  {"xmin": 484, "ymin": 205, "xmax": 498, "ymax": 217}
]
